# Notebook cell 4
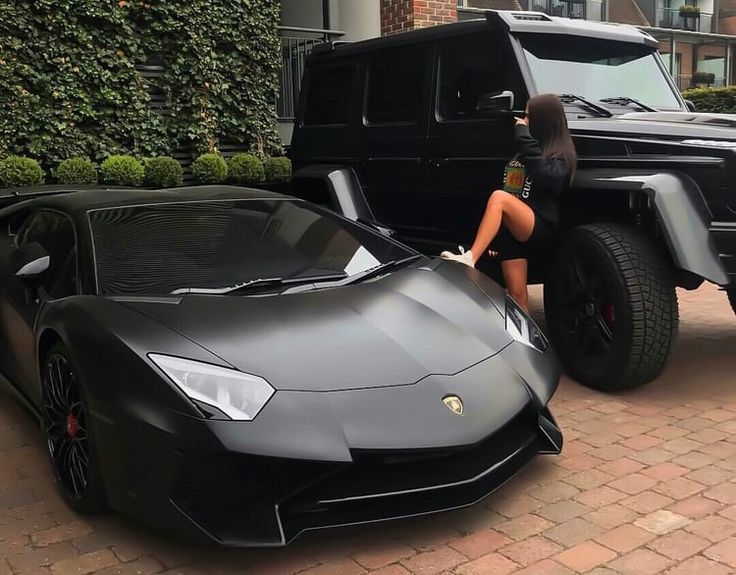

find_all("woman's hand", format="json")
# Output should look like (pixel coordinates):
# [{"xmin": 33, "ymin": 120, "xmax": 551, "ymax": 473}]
[{"xmin": 515, "ymin": 116, "xmax": 528, "ymax": 127}]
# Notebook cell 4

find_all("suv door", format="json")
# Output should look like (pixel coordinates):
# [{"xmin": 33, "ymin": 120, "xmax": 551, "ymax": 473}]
[
  {"xmin": 426, "ymin": 31, "xmax": 529, "ymax": 252},
  {"xmin": 357, "ymin": 43, "xmax": 433, "ymax": 236},
  {"xmin": 0, "ymin": 210, "xmax": 78, "ymax": 402}
]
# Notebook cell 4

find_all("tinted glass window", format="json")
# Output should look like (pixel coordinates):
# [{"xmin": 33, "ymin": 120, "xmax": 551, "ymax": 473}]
[
  {"xmin": 18, "ymin": 211, "xmax": 77, "ymax": 299},
  {"xmin": 519, "ymin": 34, "xmax": 681, "ymax": 110},
  {"xmin": 88, "ymin": 200, "xmax": 412, "ymax": 296},
  {"xmin": 303, "ymin": 65, "xmax": 354, "ymax": 125},
  {"xmin": 366, "ymin": 46, "xmax": 425, "ymax": 124},
  {"xmin": 438, "ymin": 33, "xmax": 527, "ymax": 121}
]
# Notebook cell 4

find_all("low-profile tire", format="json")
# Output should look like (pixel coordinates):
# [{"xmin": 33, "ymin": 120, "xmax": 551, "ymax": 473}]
[
  {"xmin": 544, "ymin": 223, "xmax": 679, "ymax": 391},
  {"xmin": 42, "ymin": 342, "xmax": 107, "ymax": 514}
]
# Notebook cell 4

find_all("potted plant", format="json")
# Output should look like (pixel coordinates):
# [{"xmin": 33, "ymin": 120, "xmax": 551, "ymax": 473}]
[
  {"xmin": 692, "ymin": 71, "xmax": 716, "ymax": 87},
  {"xmin": 679, "ymin": 4, "xmax": 701, "ymax": 18}
]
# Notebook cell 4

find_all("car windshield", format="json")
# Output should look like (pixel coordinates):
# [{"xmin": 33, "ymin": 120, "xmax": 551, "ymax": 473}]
[
  {"xmin": 517, "ymin": 34, "xmax": 682, "ymax": 111},
  {"xmin": 88, "ymin": 199, "xmax": 413, "ymax": 296}
]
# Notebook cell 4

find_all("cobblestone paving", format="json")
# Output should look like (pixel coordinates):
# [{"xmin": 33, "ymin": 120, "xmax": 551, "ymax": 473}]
[{"xmin": 0, "ymin": 284, "xmax": 735, "ymax": 574}]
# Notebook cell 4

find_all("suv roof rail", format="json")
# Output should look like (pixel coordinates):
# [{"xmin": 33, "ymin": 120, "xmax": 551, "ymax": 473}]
[{"xmin": 508, "ymin": 11, "xmax": 553, "ymax": 22}]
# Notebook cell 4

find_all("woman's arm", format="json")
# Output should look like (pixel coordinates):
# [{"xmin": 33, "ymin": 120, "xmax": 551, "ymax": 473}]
[{"xmin": 514, "ymin": 124, "xmax": 569, "ymax": 197}]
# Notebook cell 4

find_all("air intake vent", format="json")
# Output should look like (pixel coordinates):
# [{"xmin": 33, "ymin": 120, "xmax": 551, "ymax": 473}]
[{"xmin": 510, "ymin": 12, "xmax": 553, "ymax": 21}]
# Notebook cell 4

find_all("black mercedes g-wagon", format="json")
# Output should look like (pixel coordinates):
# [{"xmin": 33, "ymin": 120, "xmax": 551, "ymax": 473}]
[{"xmin": 289, "ymin": 10, "xmax": 736, "ymax": 392}]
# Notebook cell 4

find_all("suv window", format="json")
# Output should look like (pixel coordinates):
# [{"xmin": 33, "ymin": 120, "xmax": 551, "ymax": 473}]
[
  {"xmin": 303, "ymin": 65, "xmax": 355, "ymax": 126},
  {"xmin": 366, "ymin": 46, "xmax": 426, "ymax": 124},
  {"xmin": 438, "ymin": 33, "xmax": 526, "ymax": 121},
  {"xmin": 17, "ymin": 211, "xmax": 78, "ymax": 299}
]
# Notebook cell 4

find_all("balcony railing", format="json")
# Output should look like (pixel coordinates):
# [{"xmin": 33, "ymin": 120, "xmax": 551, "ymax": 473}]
[
  {"xmin": 277, "ymin": 26, "xmax": 344, "ymax": 121},
  {"xmin": 657, "ymin": 7, "xmax": 714, "ymax": 33},
  {"xmin": 527, "ymin": 0, "xmax": 606, "ymax": 21}
]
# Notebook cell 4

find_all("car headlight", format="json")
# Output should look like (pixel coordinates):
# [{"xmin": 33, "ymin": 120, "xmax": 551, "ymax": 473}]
[
  {"xmin": 505, "ymin": 295, "xmax": 549, "ymax": 353},
  {"xmin": 149, "ymin": 354, "xmax": 274, "ymax": 421}
]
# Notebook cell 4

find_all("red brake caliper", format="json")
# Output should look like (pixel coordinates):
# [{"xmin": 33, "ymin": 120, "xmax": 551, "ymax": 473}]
[{"xmin": 66, "ymin": 413, "xmax": 79, "ymax": 438}]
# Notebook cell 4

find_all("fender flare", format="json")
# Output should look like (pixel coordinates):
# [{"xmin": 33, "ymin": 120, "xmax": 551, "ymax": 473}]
[
  {"xmin": 573, "ymin": 168, "xmax": 728, "ymax": 285},
  {"xmin": 292, "ymin": 165, "xmax": 375, "ymax": 222}
]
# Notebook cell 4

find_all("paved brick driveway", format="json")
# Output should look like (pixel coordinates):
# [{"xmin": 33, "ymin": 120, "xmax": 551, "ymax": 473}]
[{"xmin": 1, "ymin": 284, "xmax": 735, "ymax": 575}]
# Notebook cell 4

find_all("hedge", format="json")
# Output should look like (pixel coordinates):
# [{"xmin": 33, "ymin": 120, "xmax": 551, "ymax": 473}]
[
  {"xmin": 0, "ymin": 156, "xmax": 45, "ymax": 187},
  {"xmin": 264, "ymin": 157, "xmax": 292, "ymax": 183},
  {"xmin": 144, "ymin": 156, "xmax": 182, "ymax": 188},
  {"xmin": 0, "ymin": 1, "xmax": 282, "ymax": 169},
  {"xmin": 192, "ymin": 153, "xmax": 228, "ymax": 184},
  {"xmin": 229, "ymin": 154, "xmax": 264, "ymax": 185},
  {"xmin": 682, "ymin": 87, "xmax": 736, "ymax": 114},
  {"xmin": 55, "ymin": 157, "xmax": 98, "ymax": 185},
  {"xmin": 100, "ymin": 155, "xmax": 144, "ymax": 186}
]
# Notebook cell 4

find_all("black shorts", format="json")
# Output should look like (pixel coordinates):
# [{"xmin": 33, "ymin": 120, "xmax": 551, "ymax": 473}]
[{"xmin": 490, "ymin": 215, "xmax": 555, "ymax": 262}]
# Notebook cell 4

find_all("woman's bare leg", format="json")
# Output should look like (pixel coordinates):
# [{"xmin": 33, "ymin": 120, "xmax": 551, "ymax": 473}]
[
  {"xmin": 501, "ymin": 258, "xmax": 530, "ymax": 311},
  {"xmin": 469, "ymin": 191, "xmax": 536, "ymax": 266}
]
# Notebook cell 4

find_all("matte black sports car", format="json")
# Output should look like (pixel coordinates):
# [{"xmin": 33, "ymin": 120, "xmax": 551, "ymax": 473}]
[{"xmin": 0, "ymin": 185, "xmax": 561, "ymax": 546}]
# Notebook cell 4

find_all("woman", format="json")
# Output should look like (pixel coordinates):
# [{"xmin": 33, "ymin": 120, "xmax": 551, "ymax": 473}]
[{"xmin": 441, "ymin": 93, "xmax": 577, "ymax": 311}]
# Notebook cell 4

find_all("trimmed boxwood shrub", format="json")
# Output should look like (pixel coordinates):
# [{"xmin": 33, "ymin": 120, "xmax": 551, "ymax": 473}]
[
  {"xmin": 100, "ymin": 155, "xmax": 144, "ymax": 186},
  {"xmin": 192, "ymin": 153, "xmax": 228, "ymax": 184},
  {"xmin": 0, "ymin": 156, "xmax": 45, "ymax": 187},
  {"xmin": 55, "ymin": 157, "xmax": 98, "ymax": 185},
  {"xmin": 229, "ymin": 153, "xmax": 264, "ymax": 185},
  {"xmin": 144, "ymin": 156, "xmax": 183, "ymax": 188},
  {"xmin": 682, "ymin": 86, "xmax": 736, "ymax": 113},
  {"xmin": 264, "ymin": 156, "xmax": 291, "ymax": 183}
]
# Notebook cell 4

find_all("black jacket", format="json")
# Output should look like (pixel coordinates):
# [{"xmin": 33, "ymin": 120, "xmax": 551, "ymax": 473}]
[{"xmin": 513, "ymin": 124, "xmax": 571, "ymax": 229}]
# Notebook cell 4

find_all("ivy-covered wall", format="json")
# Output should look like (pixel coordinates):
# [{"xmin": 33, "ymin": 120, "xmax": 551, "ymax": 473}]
[{"xmin": 0, "ymin": 0, "xmax": 282, "ymax": 167}]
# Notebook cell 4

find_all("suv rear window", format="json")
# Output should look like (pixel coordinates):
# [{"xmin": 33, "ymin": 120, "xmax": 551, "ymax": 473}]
[
  {"xmin": 366, "ymin": 46, "xmax": 425, "ymax": 124},
  {"xmin": 303, "ymin": 65, "xmax": 355, "ymax": 126}
]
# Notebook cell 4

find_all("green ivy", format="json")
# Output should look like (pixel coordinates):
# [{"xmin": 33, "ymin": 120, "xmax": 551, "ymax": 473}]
[{"xmin": 0, "ymin": 0, "xmax": 282, "ymax": 169}]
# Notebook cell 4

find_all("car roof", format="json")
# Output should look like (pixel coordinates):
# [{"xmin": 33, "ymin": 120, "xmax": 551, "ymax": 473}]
[
  {"xmin": 311, "ymin": 10, "xmax": 658, "ymax": 59},
  {"xmin": 0, "ymin": 185, "xmax": 289, "ymax": 217}
]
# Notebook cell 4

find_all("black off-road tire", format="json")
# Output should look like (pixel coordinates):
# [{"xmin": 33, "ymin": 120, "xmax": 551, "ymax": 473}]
[
  {"xmin": 544, "ymin": 224, "xmax": 679, "ymax": 391},
  {"xmin": 42, "ymin": 342, "xmax": 107, "ymax": 514}
]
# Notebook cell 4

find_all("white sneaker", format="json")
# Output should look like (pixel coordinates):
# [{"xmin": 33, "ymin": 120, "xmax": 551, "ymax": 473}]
[{"xmin": 440, "ymin": 246, "xmax": 475, "ymax": 268}]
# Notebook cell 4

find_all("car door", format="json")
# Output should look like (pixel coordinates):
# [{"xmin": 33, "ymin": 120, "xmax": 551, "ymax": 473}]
[
  {"xmin": 425, "ymin": 31, "xmax": 530, "ymax": 251},
  {"xmin": 0, "ymin": 210, "xmax": 78, "ymax": 403},
  {"xmin": 356, "ymin": 42, "xmax": 433, "ymax": 241}
]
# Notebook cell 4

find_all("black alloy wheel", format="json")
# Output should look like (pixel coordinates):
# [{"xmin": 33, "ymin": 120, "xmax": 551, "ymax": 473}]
[
  {"xmin": 42, "ymin": 343, "xmax": 106, "ymax": 513},
  {"xmin": 544, "ymin": 224, "xmax": 679, "ymax": 391}
]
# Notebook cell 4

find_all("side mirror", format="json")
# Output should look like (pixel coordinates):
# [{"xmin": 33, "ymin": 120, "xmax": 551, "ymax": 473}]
[
  {"xmin": 685, "ymin": 99, "xmax": 696, "ymax": 112},
  {"xmin": 12, "ymin": 242, "xmax": 50, "ymax": 279},
  {"xmin": 475, "ymin": 90, "xmax": 515, "ymax": 116}
]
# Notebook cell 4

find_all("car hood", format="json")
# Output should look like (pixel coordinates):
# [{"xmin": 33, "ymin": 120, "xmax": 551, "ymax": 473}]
[
  {"xmin": 571, "ymin": 111, "xmax": 736, "ymax": 142},
  {"xmin": 118, "ymin": 263, "xmax": 513, "ymax": 392}
]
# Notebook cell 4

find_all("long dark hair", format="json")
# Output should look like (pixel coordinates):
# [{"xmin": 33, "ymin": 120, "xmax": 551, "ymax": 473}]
[{"xmin": 528, "ymin": 94, "xmax": 577, "ymax": 178}]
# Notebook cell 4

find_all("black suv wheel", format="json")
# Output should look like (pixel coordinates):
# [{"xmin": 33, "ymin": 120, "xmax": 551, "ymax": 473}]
[
  {"xmin": 544, "ymin": 224, "xmax": 679, "ymax": 391},
  {"xmin": 42, "ymin": 343, "xmax": 107, "ymax": 514}
]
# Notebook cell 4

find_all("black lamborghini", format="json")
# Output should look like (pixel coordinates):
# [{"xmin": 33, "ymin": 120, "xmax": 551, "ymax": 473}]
[{"xmin": 0, "ymin": 185, "xmax": 562, "ymax": 546}]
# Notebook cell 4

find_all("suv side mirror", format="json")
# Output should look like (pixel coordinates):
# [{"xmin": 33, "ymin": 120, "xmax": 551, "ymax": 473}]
[
  {"xmin": 12, "ymin": 242, "xmax": 50, "ymax": 279},
  {"xmin": 475, "ymin": 90, "xmax": 515, "ymax": 117},
  {"xmin": 684, "ymin": 99, "xmax": 696, "ymax": 112}
]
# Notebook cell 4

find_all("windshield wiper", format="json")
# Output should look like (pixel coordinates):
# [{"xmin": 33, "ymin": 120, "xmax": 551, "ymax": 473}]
[
  {"xmin": 170, "ymin": 273, "xmax": 347, "ymax": 295},
  {"xmin": 559, "ymin": 94, "xmax": 613, "ymax": 118},
  {"xmin": 281, "ymin": 254, "xmax": 424, "ymax": 294},
  {"xmin": 599, "ymin": 96, "xmax": 658, "ymax": 113}
]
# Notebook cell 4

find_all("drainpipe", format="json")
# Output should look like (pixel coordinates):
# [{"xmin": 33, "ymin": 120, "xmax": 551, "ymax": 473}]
[{"xmin": 322, "ymin": 0, "xmax": 330, "ymax": 41}]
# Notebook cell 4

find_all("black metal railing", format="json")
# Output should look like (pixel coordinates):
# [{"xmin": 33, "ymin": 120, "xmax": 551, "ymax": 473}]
[
  {"xmin": 277, "ymin": 26, "xmax": 345, "ymax": 121},
  {"xmin": 658, "ymin": 7, "xmax": 714, "ymax": 33}
]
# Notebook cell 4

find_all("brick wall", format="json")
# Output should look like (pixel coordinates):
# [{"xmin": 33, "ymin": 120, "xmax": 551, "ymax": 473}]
[
  {"xmin": 719, "ymin": 0, "xmax": 736, "ymax": 34},
  {"xmin": 381, "ymin": 0, "xmax": 457, "ymax": 36}
]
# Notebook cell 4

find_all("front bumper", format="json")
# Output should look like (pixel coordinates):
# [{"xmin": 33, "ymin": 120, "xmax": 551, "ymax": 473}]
[
  {"xmin": 93, "ymin": 343, "xmax": 562, "ymax": 546},
  {"xmin": 171, "ymin": 404, "xmax": 561, "ymax": 546}
]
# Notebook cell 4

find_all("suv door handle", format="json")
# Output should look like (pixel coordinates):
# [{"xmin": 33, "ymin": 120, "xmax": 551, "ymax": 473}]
[{"xmin": 428, "ymin": 158, "xmax": 449, "ymax": 167}]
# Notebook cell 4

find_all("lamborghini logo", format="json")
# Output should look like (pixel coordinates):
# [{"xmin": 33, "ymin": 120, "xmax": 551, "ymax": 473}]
[{"xmin": 443, "ymin": 395, "xmax": 464, "ymax": 416}]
